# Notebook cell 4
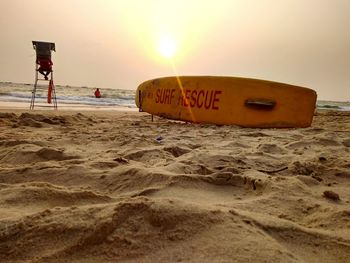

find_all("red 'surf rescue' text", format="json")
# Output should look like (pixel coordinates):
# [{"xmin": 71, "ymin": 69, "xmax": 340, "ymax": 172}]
[{"xmin": 155, "ymin": 88, "xmax": 222, "ymax": 110}]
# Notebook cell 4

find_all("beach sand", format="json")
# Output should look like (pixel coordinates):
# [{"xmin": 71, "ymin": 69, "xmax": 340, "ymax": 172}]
[{"xmin": 0, "ymin": 109, "xmax": 349, "ymax": 262}]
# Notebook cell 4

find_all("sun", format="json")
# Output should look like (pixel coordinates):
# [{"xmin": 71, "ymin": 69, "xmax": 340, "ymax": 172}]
[{"xmin": 158, "ymin": 36, "xmax": 177, "ymax": 59}]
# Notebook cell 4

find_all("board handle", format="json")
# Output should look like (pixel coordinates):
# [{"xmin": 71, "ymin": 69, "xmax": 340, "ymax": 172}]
[{"xmin": 245, "ymin": 99, "xmax": 276, "ymax": 110}]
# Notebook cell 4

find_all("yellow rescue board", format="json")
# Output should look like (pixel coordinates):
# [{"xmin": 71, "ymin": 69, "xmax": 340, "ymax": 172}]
[{"xmin": 135, "ymin": 76, "xmax": 317, "ymax": 128}]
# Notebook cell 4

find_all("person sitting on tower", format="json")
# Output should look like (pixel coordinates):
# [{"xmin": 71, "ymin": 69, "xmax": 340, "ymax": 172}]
[{"xmin": 37, "ymin": 57, "xmax": 53, "ymax": 80}]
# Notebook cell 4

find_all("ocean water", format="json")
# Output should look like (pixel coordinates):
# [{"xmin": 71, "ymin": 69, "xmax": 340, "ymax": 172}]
[
  {"xmin": 316, "ymin": 100, "xmax": 350, "ymax": 111},
  {"xmin": 0, "ymin": 82, "xmax": 136, "ymax": 109},
  {"xmin": 0, "ymin": 82, "xmax": 349, "ymax": 111}
]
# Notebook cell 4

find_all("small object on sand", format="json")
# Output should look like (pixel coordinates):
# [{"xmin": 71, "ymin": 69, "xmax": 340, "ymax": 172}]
[
  {"xmin": 318, "ymin": 156, "xmax": 327, "ymax": 162},
  {"xmin": 323, "ymin": 190, "xmax": 340, "ymax": 201},
  {"xmin": 113, "ymin": 157, "xmax": 129, "ymax": 164},
  {"xmin": 155, "ymin": 135, "xmax": 163, "ymax": 143}
]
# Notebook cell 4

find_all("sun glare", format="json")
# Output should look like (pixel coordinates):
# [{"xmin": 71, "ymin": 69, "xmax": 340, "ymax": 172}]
[
  {"xmin": 158, "ymin": 37, "xmax": 177, "ymax": 59},
  {"xmin": 118, "ymin": 1, "xmax": 232, "ymax": 63}
]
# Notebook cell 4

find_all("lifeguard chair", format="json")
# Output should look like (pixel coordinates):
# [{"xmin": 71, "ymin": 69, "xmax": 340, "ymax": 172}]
[{"xmin": 30, "ymin": 41, "xmax": 57, "ymax": 110}]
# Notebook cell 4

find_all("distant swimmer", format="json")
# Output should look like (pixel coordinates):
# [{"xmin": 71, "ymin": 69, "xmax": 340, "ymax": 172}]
[{"xmin": 94, "ymin": 88, "xmax": 101, "ymax": 98}]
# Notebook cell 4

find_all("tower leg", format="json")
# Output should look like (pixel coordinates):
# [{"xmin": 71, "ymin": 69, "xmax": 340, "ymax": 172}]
[
  {"xmin": 30, "ymin": 66, "xmax": 39, "ymax": 110},
  {"xmin": 30, "ymin": 65, "xmax": 57, "ymax": 110},
  {"xmin": 50, "ymin": 72, "xmax": 58, "ymax": 110}
]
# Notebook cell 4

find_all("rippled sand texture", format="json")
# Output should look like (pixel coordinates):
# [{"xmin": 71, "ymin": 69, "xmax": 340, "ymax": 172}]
[{"xmin": 0, "ymin": 110, "xmax": 349, "ymax": 262}]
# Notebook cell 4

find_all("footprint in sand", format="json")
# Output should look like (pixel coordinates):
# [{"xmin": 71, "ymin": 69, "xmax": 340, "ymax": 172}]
[{"xmin": 257, "ymin": 143, "xmax": 287, "ymax": 155}]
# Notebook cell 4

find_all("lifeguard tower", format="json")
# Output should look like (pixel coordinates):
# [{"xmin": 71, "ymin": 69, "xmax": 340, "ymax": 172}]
[{"xmin": 30, "ymin": 41, "xmax": 57, "ymax": 110}]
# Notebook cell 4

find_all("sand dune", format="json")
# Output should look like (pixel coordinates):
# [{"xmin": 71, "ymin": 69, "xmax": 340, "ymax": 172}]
[{"xmin": 0, "ymin": 110, "xmax": 349, "ymax": 262}]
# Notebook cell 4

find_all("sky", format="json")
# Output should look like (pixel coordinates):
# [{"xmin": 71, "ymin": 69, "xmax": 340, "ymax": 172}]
[{"xmin": 0, "ymin": 0, "xmax": 349, "ymax": 101}]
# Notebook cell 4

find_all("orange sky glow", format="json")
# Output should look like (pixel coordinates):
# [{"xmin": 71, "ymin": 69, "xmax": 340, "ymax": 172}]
[{"xmin": 0, "ymin": 0, "xmax": 349, "ymax": 101}]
